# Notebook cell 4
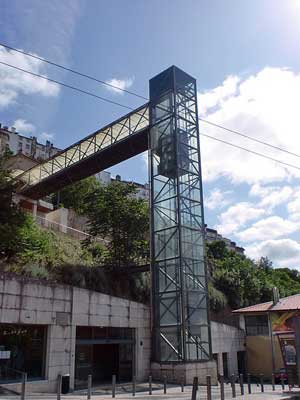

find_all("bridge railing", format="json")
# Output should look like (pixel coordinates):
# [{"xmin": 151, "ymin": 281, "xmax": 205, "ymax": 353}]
[{"xmin": 16, "ymin": 104, "xmax": 149, "ymax": 192}]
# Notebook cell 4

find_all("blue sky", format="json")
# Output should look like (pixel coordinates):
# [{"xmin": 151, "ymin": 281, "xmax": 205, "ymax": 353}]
[{"xmin": 1, "ymin": 0, "xmax": 300, "ymax": 268}]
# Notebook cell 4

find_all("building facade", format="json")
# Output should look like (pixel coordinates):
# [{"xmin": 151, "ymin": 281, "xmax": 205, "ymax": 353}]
[
  {"xmin": 0, "ymin": 123, "xmax": 60, "ymax": 160},
  {"xmin": 0, "ymin": 275, "xmax": 245, "ymax": 393},
  {"xmin": 205, "ymin": 227, "xmax": 245, "ymax": 255},
  {"xmin": 234, "ymin": 293, "xmax": 300, "ymax": 382}
]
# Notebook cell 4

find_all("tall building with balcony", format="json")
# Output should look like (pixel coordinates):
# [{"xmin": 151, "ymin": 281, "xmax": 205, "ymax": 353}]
[{"xmin": 0, "ymin": 123, "xmax": 60, "ymax": 160}]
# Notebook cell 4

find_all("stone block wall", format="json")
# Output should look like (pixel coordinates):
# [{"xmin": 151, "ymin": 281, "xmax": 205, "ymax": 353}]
[
  {"xmin": 151, "ymin": 360, "xmax": 218, "ymax": 385},
  {"xmin": 0, "ymin": 274, "xmax": 150, "ymax": 393}
]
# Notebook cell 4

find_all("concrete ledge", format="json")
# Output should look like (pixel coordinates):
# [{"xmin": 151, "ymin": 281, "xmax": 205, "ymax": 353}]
[{"xmin": 151, "ymin": 360, "xmax": 218, "ymax": 385}]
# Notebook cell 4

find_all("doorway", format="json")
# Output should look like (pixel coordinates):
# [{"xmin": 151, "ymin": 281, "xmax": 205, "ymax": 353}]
[{"xmin": 75, "ymin": 327, "xmax": 134, "ymax": 389}]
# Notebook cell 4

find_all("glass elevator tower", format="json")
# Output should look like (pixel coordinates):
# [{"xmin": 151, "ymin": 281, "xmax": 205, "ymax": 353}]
[{"xmin": 149, "ymin": 66, "xmax": 211, "ymax": 362}]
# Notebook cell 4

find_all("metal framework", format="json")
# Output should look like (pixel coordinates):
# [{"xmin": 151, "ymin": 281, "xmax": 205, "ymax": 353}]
[
  {"xmin": 17, "ymin": 104, "xmax": 149, "ymax": 198},
  {"xmin": 15, "ymin": 66, "xmax": 211, "ymax": 364},
  {"xmin": 150, "ymin": 66, "xmax": 211, "ymax": 362}
]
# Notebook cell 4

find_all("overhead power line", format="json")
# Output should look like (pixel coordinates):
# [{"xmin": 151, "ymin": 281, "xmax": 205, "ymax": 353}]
[
  {"xmin": 0, "ymin": 61, "xmax": 136, "ymax": 112},
  {"xmin": 1, "ymin": 40, "xmax": 300, "ymax": 163},
  {"xmin": 0, "ymin": 42, "xmax": 148, "ymax": 100},
  {"xmin": 199, "ymin": 117, "xmax": 300, "ymax": 160},
  {"xmin": 200, "ymin": 132, "xmax": 300, "ymax": 172},
  {"xmin": 1, "ymin": 59, "xmax": 300, "ymax": 173}
]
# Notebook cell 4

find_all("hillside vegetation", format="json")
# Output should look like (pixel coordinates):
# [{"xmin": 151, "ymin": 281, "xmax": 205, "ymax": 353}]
[
  {"xmin": 1, "ymin": 152, "xmax": 300, "ymax": 308},
  {"xmin": 208, "ymin": 240, "xmax": 300, "ymax": 312}
]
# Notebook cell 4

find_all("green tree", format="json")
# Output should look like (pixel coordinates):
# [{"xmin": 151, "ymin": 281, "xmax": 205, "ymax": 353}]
[
  {"xmin": 84, "ymin": 180, "xmax": 149, "ymax": 267},
  {"xmin": 207, "ymin": 240, "xmax": 228, "ymax": 260},
  {"xmin": 0, "ymin": 152, "xmax": 27, "ymax": 260},
  {"xmin": 52, "ymin": 176, "xmax": 100, "ymax": 214}
]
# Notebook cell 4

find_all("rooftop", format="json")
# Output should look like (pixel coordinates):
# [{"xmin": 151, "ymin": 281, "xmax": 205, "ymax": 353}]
[{"xmin": 233, "ymin": 293, "xmax": 300, "ymax": 314}]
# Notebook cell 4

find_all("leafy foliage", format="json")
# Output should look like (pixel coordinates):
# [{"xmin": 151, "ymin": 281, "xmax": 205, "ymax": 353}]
[
  {"xmin": 84, "ymin": 180, "xmax": 149, "ymax": 267},
  {"xmin": 208, "ymin": 240, "xmax": 300, "ymax": 312},
  {"xmin": 0, "ymin": 151, "xmax": 27, "ymax": 260},
  {"xmin": 55, "ymin": 264, "xmax": 150, "ymax": 303},
  {"xmin": 52, "ymin": 176, "xmax": 100, "ymax": 214}
]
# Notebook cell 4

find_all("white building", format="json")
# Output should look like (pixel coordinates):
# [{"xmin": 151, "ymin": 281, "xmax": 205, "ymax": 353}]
[
  {"xmin": 95, "ymin": 171, "xmax": 150, "ymax": 201},
  {"xmin": 205, "ymin": 227, "xmax": 245, "ymax": 255},
  {"xmin": 0, "ymin": 123, "xmax": 60, "ymax": 161}
]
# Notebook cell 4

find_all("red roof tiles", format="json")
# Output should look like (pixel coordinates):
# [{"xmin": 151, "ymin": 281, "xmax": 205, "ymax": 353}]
[{"xmin": 233, "ymin": 294, "xmax": 300, "ymax": 314}]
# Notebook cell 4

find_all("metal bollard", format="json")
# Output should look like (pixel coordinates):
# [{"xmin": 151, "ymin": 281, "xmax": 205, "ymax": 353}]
[
  {"xmin": 181, "ymin": 375, "xmax": 184, "ymax": 392},
  {"xmin": 231, "ymin": 374, "xmax": 236, "ymax": 398},
  {"xmin": 272, "ymin": 373, "xmax": 275, "ymax": 391},
  {"xmin": 239, "ymin": 373, "xmax": 244, "ymax": 395},
  {"xmin": 163, "ymin": 375, "xmax": 167, "ymax": 394},
  {"xmin": 149, "ymin": 375, "xmax": 152, "ymax": 395},
  {"xmin": 112, "ymin": 375, "xmax": 116, "ymax": 398},
  {"xmin": 87, "ymin": 374, "xmax": 92, "ymax": 399},
  {"xmin": 281, "ymin": 373, "xmax": 285, "ymax": 391},
  {"xmin": 21, "ymin": 372, "xmax": 27, "ymax": 400},
  {"xmin": 132, "ymin": 375, "xmax": 136, "ymax": 397},
  {"xmin": 191, "ymin": 377, "xmax": 198, "ymax": 400},
  {"xmin": 206, "ymin": 375, "xmax": 212, "ymax": 400},
  {"xmin": 247, "ymin": 373, "xmax": 251, "ymax": 394},
  {"xmin": 260, "ymin": 374, "xmax": 264, "ymax": 392},
  {"xmin": 220, "ymin": 375, "xmax": 225, "ymax": 400},
  {"xmin": 57, "ymin": 374, "xmax": 62, "ymax": 400}
]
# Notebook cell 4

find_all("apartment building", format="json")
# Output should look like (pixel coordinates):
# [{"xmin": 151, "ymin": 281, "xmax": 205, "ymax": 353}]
[{"xmin": 0, "ymin": 123, "xmax": 60, "ymax": 161}]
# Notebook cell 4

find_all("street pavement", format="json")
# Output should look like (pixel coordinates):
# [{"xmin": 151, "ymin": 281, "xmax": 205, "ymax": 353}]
[{"xmin": 0, "ymin": 383, "xmax": 298, "ymax": 400}]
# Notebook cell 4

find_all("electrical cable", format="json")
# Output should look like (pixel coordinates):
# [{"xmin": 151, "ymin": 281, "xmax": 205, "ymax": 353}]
[
  {"xmin": 199, "ymin": 117, "xmax": 300, "ymax": 160},
  {"xmin": 1, "ymin": 41, "xmax": 300, "ymax": 162},
  {"xmin": 0, "ymin": 42, "xmax": 148, "ymax": 100},
  {"xmin": 0, "ymin": 60, "xmax": 136, "ymax": 112},
  {"xmin": 1, "ymin": 58, "xmax": 300, "ymax": 173},
  {"xmin": 200, "ymin": 132, "xmax": 300, "ymax": 172}
]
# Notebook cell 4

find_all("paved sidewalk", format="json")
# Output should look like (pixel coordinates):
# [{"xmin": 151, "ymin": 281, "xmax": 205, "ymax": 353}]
[{"xmin": 0, "ymin": 384, "xmax": 298, "ymax": 400}]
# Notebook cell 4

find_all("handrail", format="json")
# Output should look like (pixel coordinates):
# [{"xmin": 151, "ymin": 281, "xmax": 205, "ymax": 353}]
[{"xmin": 34, "ymin": 214, "xmax": 109, "ymax": 244}]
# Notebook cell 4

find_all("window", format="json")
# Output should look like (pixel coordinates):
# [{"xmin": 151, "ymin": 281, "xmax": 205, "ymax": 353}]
[
  {"xmin": 245, "ymin": 315, "xmax": 269, "ymax": 336},
  {"xmin": 0, "ymin": 324, "xmax": 47, "ymax": 380}
]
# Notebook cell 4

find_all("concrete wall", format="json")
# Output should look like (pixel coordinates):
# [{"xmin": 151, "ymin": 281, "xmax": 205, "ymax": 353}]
[
  {"xmin": 45, "ymin": 208, "xmax": 68, "ymax": 232},
  {"xmin": 0, "ymin": 275, "xmax": 150, "ymax": 393},
  {"xmin": 211, "ymin": 321, "xmax": 245, "ymax": 377},
  {"xmin": 0, "ymin": 274, "xmax": 246, "ymax": 392},
  {"xmin": 151, "ymin": 360, "xmax": 218, "ymax": 385}
]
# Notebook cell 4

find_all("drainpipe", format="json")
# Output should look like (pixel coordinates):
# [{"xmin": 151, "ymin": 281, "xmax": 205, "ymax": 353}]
[
  {"xmin": 269, "ymin": 288, "xmax": 280, "ymax": 376},
  {"xmin": 294, "ymin": 316, "xmax": 300, "ymax": 386},
  {"xmin": 268, "ymin": 314, "xmax": 276, "ymax": 376}
]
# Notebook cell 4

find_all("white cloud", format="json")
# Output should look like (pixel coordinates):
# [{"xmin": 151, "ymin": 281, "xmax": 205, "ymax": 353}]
[
  {"xmin": 105, "ymin": 77, "xmax": 134, "ymax": 95},
  {"xmin": 287, "ymin": 188, "xmax": 300, "ymax": 215},
  {"xmin": 237, "ymin": 216, "xmax": 299, "ymax": 242},
  {"xmin": 198, "ymin": 67, "xmax": 300, "ymax": 184},
  {"xmin": 205, "ymin": 188, "xmax": 233, "ymax": 210},
  {"xmin": 39, "ymin": 132, "xmax": 54, "ymax": 142},
  {"xmin": 246, "ymin": 239, "xmax": 300, "ymax": 269},
  {"xmin": 0, "ymin": 47, "xmax": 60, "ymax": 110},
  {"xmin": 13, "ymin": 119, "xmax": 35, "ymax": 134},
  {"xmin": 216, "ymin": 202, "xmax": 266, "ymax": 236},
  {"xmin": 249, "ymin": 183, "xmax": 294, "ymax": 211},
  {"xmin": 199, "ymin": 75, "xmax": 240, "ymax": 115}
]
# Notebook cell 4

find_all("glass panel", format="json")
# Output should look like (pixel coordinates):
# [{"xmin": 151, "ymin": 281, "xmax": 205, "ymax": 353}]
[
  {"xmin": 158, "ymin": 259, "xmax": 180, "ymax": 292},
  {"xmin": 160, "ymin": 326, "xmax": 181, "ymax": 361},
  {"xmin": 154, "ymin": 198, "xmax": 177, "ymax": 230},
  {"xmin": 154, "ymin": 227, "xmax": 179, "ymax": 261},
  {"xmin": 0, "ymin": 324, "xmax": 46, "ymax": 380},
  {"xmin": 160, "ymin": 295, "xmax": 180, "ymax": 325},
  {"xmin": 150, "ymin": 67, "xmax": 210, "ymax": 362}
]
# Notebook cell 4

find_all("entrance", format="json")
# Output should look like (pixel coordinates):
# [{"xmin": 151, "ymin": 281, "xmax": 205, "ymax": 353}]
[
  {"xmin": 75, "ymin": 327, "xmax": 134, "ymax": 388},
  {"xmin": 93, "ymin": 344, "xmax": 118, "ymax": 382}
]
